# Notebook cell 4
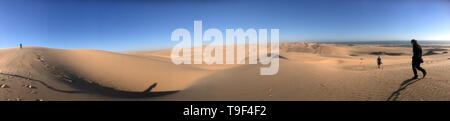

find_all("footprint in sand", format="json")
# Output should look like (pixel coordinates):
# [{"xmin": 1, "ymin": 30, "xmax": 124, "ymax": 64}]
[
  {"xmin": 268, "ymin": 88, "xmax": 272, "ymax": 97},
  {"xmin": 0, "ymin": 83, "xmax": 9, "ymax": 88},
  {"xmin": 30, "ymin": 90, "xmax": 38, "ymax": 94},
  {"xmin": 24, "ymin": 84, "xmax": 37, "ymax": 89}
]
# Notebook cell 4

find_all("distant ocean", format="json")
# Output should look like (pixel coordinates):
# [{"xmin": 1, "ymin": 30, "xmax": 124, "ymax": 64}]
[{"xmin": 316, "ymin": 40, "xmax": 450, "ymax": 47}]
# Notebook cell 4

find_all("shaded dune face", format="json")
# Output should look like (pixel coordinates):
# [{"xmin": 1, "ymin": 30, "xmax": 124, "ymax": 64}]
[
  {"xmin": 0, "ymin": 47, "xmax": 210, "ymax": 98},
  {"xmin": 280, "ymin": 42, "xmax": 351, "ymax": 56},
  {"xmin": 44, "ymin": 49, "xmax": 210, "ymax": 92}
]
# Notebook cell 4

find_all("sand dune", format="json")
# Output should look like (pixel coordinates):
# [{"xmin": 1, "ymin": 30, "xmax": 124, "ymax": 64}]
[
  {"xmin": 0, "ymin": 47, "xmax": 209, "ymax": 100},
  {"xmin": 1, "ymin": 42, "xmax": 450, "ymax": 101}
]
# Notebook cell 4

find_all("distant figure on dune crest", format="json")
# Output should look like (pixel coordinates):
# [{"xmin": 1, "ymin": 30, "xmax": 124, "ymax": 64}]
[
  {"xmin": 411, "ymin": 39, "xmax": 426, "ymax": 79},
  {"xmin": 377, "ymin": 56, "xmax": 382, "ymax": 69},
  {"xmin": 19, "ymin": 43, "xmax": 22, "ymax": 49}
]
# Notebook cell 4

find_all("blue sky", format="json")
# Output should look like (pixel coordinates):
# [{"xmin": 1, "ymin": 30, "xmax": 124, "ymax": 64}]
[{"xmin": 0, "ymin": 0, "xmax": 449, "ymax": 52}]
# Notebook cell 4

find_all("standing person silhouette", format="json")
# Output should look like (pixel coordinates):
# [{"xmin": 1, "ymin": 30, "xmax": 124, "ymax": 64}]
[
  {"xmin": 411, "ymin": 39, "xmax": 426, "ymax": 79},
  {"xmin": 20, "ymin": 43, "xmax": 22, "ymax": 49},
  {"xmin": 377, "ymin": 56, "xmax": 382, "ymax": 69}
]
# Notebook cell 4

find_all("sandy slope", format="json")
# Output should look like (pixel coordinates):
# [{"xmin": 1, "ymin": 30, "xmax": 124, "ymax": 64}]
[
  {"xmin": 0, "ymin": 47, "xmax": 209, "ymax": 100},
  {"xmin": 147, "ymin": 43, "xmax": 450, "ymax": 101},
  {"xmin": 1, "ymin": 42, "xmax": 450, "ymax": 101}
]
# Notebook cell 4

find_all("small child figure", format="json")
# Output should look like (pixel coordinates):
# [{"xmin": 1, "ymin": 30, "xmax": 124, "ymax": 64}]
[{"xmin": 377, "ymin": 56, "xmax": 382, "ymax": 69}]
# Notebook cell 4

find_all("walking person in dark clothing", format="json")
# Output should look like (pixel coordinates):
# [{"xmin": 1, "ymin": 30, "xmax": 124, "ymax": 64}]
[
  {"xmin": 377, "ymin": 56, "xmax": 382, "ymax": 69},
  {"xmin": 411, "ymin": 39, "xmax": 426, "ymax": 79},
  {"xmin": 19, "ymin": 43, "xmax": 22, "ymax": 49}
]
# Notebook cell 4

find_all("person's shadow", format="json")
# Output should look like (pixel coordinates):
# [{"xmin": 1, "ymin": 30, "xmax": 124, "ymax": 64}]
[
  {"xmin": 387, "ymin": 77, "xmax": 423, "ymax": 101},
  {"xmin": 0, "ymin": 72, "xmax": 178, "ymax": 98}
]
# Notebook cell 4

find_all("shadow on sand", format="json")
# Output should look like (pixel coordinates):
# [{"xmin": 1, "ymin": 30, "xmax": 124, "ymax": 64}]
[
  {"xmin": 387, "ymin": 77, "xmax": 423, "ymax": 101},
  {"xmin": 0, "ymin": 73, "xmax": 84, "ymax": 93},
  {"xmin": 369, "ymin": 51, "xmax": 404, "ymax": 56},
  {"xmin": 70, "ymin": 76, "xmax": 179, "ymax": 98},
  {"xmin": 0, "ymin": 72, "xmax": 178, "ymax": 98},
  {"xmin": 58, "ymin": 72, "xmax": 179, "ymax": 98}
]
